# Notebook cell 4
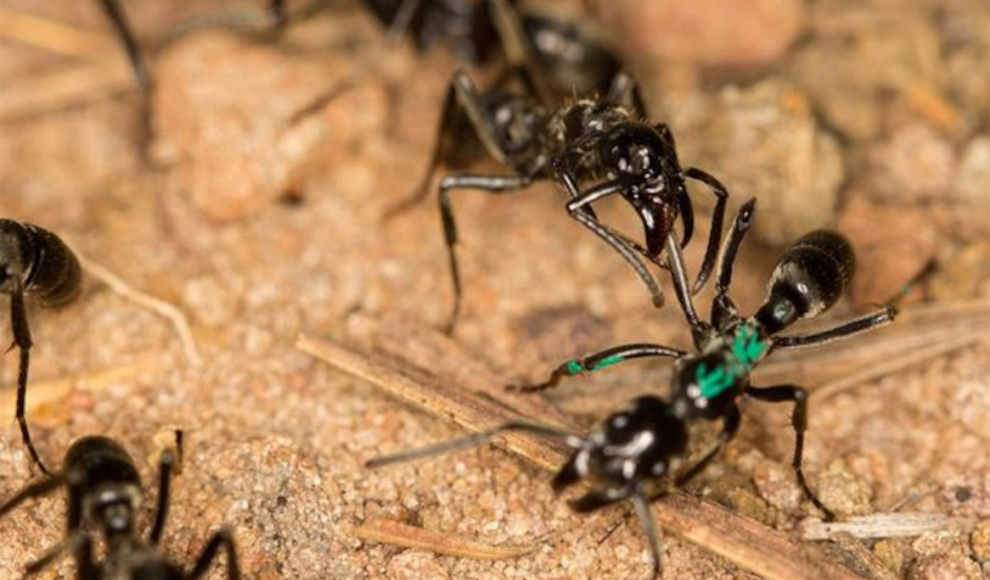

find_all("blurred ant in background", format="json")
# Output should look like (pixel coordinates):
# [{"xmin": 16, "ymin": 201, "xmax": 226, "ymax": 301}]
[
  {"xmin": 1, "ymin": 219, "xmax": 82, "ymax": 475},
  {"xmin": 0, "ymin": 432, "xmax": 241, "ymax": 580}
]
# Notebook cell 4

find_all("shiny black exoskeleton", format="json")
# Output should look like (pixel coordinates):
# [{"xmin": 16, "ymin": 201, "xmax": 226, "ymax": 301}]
[
  {"xmin": 368, "ymin": 202, "xmax": 899, "ymax": 579},
  {"xmin": 0, "ymin": 434, "xmax": 240, "ymax": 580},
  {"xmin": 393, "ymin": 70, "xmax": 729, "ymax": 332},
  {"xmin": 1, "ymin": 219, "xmax": 82, "ymax": 475}
]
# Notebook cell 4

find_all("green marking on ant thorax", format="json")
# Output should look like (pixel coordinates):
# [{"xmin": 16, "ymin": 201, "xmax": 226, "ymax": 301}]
[
  {"xmin": 732, "ymin": 325, "xmax": 767, "ymax": 370},
  {"xmin": 696, "ymin": 361, "xmax": 734, "ymax": 399}
]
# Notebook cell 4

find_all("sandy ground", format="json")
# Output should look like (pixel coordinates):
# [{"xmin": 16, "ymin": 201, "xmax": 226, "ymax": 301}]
[{"xmin": 0, "ymin": 1, "xmax": 988, "ymax": 579}]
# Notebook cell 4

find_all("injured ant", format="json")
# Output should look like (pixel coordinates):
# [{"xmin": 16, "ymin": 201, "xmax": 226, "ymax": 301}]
[
  {"xmin": 1, "ymin": 219, "xmax": 82, "ymax": 475},
  {"xmin": 0, "ymin": 433, "xmax": 241, "ymax": 580},
  {"xmin": 391, "ymin": 70, "xmax": 728, "ymax": 332},
  {"xmin": 368, "ymin": 201, "xmax": 901, "ymax": 578}
]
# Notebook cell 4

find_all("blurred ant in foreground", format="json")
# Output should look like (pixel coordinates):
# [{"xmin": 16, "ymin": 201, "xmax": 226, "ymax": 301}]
[
  {"xmin": 369, "ymin": 201, "xmax": 908, "ymax": 578},
  {"xmin": 0, "ymin": 433, "xmax": 241, "ymax": 580},
  {"xmin": 1, "ymin": 219, "xmax": 82, "ymax": 475},
  {"xmin": 390, "ymin": 69, "xmax": 729, "ymax": 332}
]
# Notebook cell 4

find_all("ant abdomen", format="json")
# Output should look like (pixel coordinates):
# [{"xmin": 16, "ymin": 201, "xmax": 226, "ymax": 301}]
[
  {"xmin": 756, "ymin": 230, "xmax": 855, "ymax": 333},
  {"xmin": 65, "ymin": 435, "xmax": 141, "ymax": 490},
  {"xmin": 23, "ymin": 224, "xmax": 82, "ymax": 308},
  {"xmin": 0, "ymin": 220, "xmax": 82, "ymax": 308}
]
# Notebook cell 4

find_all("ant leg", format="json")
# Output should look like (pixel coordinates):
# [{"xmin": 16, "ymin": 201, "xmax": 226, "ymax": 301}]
[
  {"xmin": 487, "ymin": 0, "xmax": 544, "ymax": 102},
  {"xmin": 558, "ymin": 166, "xmax": 665, "ymax": 307},
  {"xmin": 0, "ymin": 476, "xmax": 62, "ymax": 519},
  {"xmin": 630, "ymin": 493, "xmax": 664, "ymax": 580},
  {"xmin": 187, "ymin": 529, "xmax": 241, "ymax": 580},
  {"xmin": 674, "ymin": 404, "xmax": 740, "ymax": 487},
  {"xmin": 367, "ymin": 420, "xmax": 579, "ymax": 469},
  {"xmin": 710, "ymin": 199, "xmax": 756, "ymax": 326},
  {"xmin": 508, "ymin": 343, "xmax": 685, "ymax": 393},
  {"xmin": 24, "ymin": 531, "xmax": 92, "ymax": 579},
  {"xmin": 664, "ymin": 234, "xmax": 706, "ymax": 336},
  {"xmin": 149, "ymin": 429, "xmax": 183, "ymax": 545},
  {"xmin": 683, "ymin": 168, "xmax": 729, "ymax": 295},
  {"xmin": 385, "ymin": 70, "xmax": 515, "ymax": 217},
  {"xmin": 771, "ymin": 307, "xmax": 895, "ymax": 349},
  {"xmin": 571, "ymin": 210, "xmax": 666, "ymax": 309},
  {"xmin": 606, "ymin": 72, "xmax": 648, "ymax": 118},
  {"xmin": 438, "ymin": 173, "xmax": 533, "ymax": 333},
  {"xmin": 745, "ymin": 384, "xmax": 835, "ymax": 520},
  {"xmin": 10, "ymin": 289, "xmax": 50, "ymax": 475},
  {"xmin": 97, "ymin": 0, "xmax": 151, "ymax": 93}
]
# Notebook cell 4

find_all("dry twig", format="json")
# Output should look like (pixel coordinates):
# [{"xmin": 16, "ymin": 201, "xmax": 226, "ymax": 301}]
[
  {"xmin": 352, "ymin": 519, "xmax": 540, "ymax": 561},
  {"xmin": 78, "ymin": 253, "xmax": 202, "ymax": 366}
]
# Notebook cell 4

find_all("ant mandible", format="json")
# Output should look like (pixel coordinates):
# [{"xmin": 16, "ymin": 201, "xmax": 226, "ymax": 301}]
[
  {"xmin": 1, "ymin": 219, "xmax": 82, "ymax": 475},
  {"xmin": 368, "ymin": 200, "xmax": 900, "ymax": 578},
  {"xmin": 392, "ymin": 69, "xmax": 730, "ymax": 332},
  {"xmin": 0, "ymin": 433, "xmax": 241, "ymax": 580}
]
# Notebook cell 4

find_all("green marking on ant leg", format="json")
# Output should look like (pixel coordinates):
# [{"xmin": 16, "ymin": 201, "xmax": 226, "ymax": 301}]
[
  {"xmin": 566, "ymin": 359, "xmax": 583, "ymax": 375},
  {"xmin": 591, "ymin": 354, "xmax": 625, "ymax": 371}
]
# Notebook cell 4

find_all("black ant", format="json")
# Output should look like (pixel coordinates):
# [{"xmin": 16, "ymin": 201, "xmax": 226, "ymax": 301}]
[
  {"xmin": 0, "ymin": 433, "xmax": 241, "ymax": 580},
  {"xmin": 165, "ymin": 0, "xmax": 618, "ymax": 104},
  {"xmin": 1, "ymin": 219, "xmax": 83, "ymax": 476},
  {"xmin": 391, "ymin": 69, "xmax": 729, "ymax": 332},
  {"xmin": 368, "ymin": 200, "xmax": 901, "ymax": 578}
]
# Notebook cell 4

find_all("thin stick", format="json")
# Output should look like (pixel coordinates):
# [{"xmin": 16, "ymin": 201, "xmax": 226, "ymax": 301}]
[
  {"xmin": 829, "ymin": 532, "xmax": 900, "ymax": 580},
  {"xmin": 0, "ymin": 359, "xmax": 157, "ymax": 418},
  {"xmin": 0, "ymin": 58, "xmax": 131, "ymax": 122},
  {"xmin": 0, "ymin": 8, "xmax": 114, "ymax": 57},
  {"xmin": 78, "ymin": 253, "xmax": 202, "ymax": 366},
  {"xmin": 802, "ymin": 513, "xmax": 978, "ymax": 541},
  {"xmin": 298, "ymin": 333, "xmax": 867, "ymax": 580},
  {"xmin": 352, "ymin": 519, "xmax": 540, "ymax": 560}
]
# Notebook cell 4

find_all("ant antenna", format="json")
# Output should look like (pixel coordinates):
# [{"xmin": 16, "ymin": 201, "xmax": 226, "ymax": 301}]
[{"xmin": 367, "ymin": 421, "xmax": 577, "ymax": 469}]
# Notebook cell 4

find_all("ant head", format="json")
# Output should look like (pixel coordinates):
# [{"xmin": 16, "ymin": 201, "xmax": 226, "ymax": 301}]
[
  {"xmin": 600, "ymin": 124, "xmax": 680, "ymax": 193},
  {"xmin": 754, "ymin": 230, "xmax": 855, "ymax": 334},
  {"xmin": 671, "ymin": 352, "xmax": 741, "ymax": 421},
  {"xmin": 91, "ymin": 489, "xmax": 140, "ymax": 537},
  {"xmin": 554, "ymin": 396, "xmax": 688, "ymax": 498}
]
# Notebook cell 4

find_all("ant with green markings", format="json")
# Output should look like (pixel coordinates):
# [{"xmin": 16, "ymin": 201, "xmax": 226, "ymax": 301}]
[{"xmin": 369, "ymin": 199, "xmax": 909, "ymax": 578}]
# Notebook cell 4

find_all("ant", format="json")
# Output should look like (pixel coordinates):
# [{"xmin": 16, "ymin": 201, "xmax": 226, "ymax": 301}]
[
  {"xmin": 166, "ymin": 0, "xmax": 619, "ymax": 104},
  {"xmin": 391, "ymin": 69, "xmax": 730, "ymax": 332},
  {"xmin": 368, "ymin": 200, "xmax": 901, "ymax": 579},
  {"xmin": 1, "ymin": 219, "xmax": 83, "ymax": 476},
  {"xmin": 0, "ymin": 432, "xmax": 241, "ymax": 580}
]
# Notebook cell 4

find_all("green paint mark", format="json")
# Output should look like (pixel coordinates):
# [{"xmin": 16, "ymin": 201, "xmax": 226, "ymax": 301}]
[
  {"xmin": 732, "ymin": 325, "xmax": 767, "ymax": 370},
  {"xmin": 566, "ymin": 359, "xmax": 583, "ymax": 375},
  {"xmin": 696, "ymin": 362, "xmax": 734, "ymax": 399},
  {"xmin": 591, "ymin": 354, "xmax": 625, "ymax": 371}
]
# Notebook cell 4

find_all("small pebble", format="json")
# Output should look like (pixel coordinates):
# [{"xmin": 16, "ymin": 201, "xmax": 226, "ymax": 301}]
[
  {"xmin": 868, "ymin": 124, "xmax": 956, "ymax": 203},
  {"xmin": 971, "ymin": 520, "xmax": 990, "ymax": 562},
  {"xmin": 907, "ymin": 554, "xmax": 981, "ymax": 580},
  {"xmin": 596, "ymin": 0, "xmax": 805, "ymax": 70},
  {"xmin": 816, "ymin": 460, "xmax": 873, "ymax": 517},
  {"xmin": 752, "ymin": 460, "xmax": 802, "ymax": 512}
]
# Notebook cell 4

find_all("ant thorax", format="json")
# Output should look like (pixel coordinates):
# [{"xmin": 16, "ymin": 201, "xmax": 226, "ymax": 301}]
[
  {"xmin": 675, "ymin": 323, "xmax": 770, "ymax": 419},
  {"xmin": 543, "ymin": 100, "xmax": 635, "ymax": 179}
]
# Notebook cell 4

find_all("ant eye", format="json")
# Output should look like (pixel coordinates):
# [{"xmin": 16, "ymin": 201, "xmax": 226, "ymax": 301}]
[{"xmin": 772, "ymin": 301, "xmax": 796, "ymax": 324}]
